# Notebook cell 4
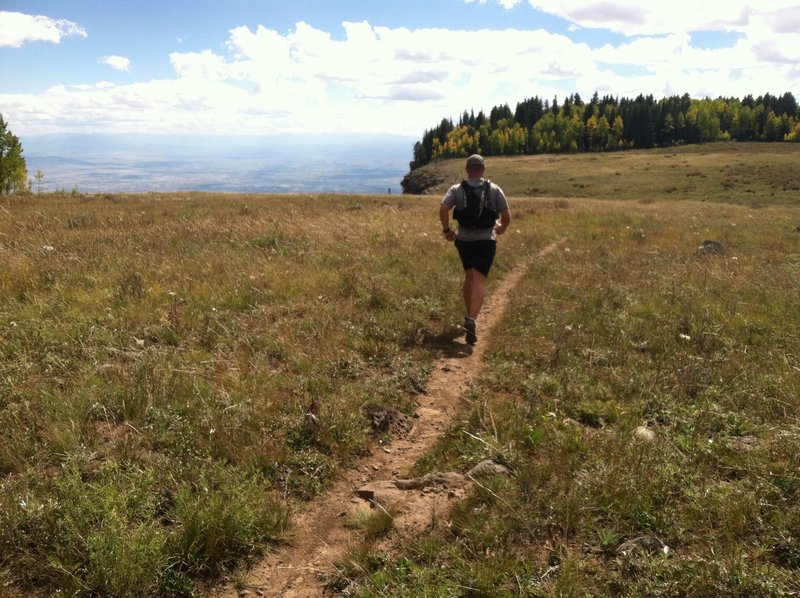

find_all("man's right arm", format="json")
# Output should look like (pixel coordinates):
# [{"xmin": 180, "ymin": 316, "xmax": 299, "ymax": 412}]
[
  {"xmin": 440, "ymin": 188, "xmax": 457, "ymax": 240},
  {"xmin": 439, "ymin": 203, "xmax": 451, "ymax": 231},
  {"xmin": 439, "ymin": 203, "xmax": 456, "ymax": 240}
]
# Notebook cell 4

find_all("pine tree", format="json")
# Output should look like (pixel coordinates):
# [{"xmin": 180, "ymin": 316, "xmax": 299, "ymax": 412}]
[{"xmin": 0, "ymin": 115, "xmax": 27, "ymax": 194}]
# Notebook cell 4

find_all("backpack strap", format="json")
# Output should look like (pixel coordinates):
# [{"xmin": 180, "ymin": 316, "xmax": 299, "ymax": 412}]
[
  {"xmin": 476, "ymin": 180, "xmax": 491, "ymax": 218},
  {"xmin": 460, "ymin": 180, "xmax": 491, "ymax": 203}
]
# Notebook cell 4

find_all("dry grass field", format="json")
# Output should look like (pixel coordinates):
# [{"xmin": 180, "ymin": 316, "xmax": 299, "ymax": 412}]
[
  {"xmin": 414, "ymin": 141, "xmax": 800, "ymax": 206},
  {"xmin": 349, "ymin": 198, "xmax": 800, "ymax": 596},
  {"xmin": 1, "ymin": 141, "xmax": 799, "ymax": 596}
]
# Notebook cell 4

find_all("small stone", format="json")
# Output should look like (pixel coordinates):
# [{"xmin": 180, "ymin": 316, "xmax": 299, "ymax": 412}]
[
  {"xmin": 467, "ymin": 460, "xmax": 511, "ymax": 479},
  {"xmin": 728, "ymin": 435, "xmax": 758, "ymax": 452},
  {"xmin": 634, "ymin": 426, "xmax": 656, "ymax": 442},
  {"xmin": 356, "ymin": 481, "xmax": 406, "ymax": 510},
  {"xmin": 697, "ymin": 240, "xmax": 724, "ymax": 255},
  {"xmin": 618, "ymin": 535, "xmax": 669, "ymax": 556}
]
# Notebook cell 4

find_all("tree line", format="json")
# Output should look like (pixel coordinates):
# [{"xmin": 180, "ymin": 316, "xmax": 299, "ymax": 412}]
[
  {"xmin": 409, "ymin": 92, "xmax": 800, "ymax": 170},
  {"xmin": 0, "ymin": 115, "xmax": 27, "ymax": 194}
]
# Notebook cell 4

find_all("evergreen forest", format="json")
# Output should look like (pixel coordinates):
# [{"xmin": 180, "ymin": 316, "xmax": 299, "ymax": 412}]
[{"xmin": 409, "ymin": 92, "xmax": 800, "ymax": 170}]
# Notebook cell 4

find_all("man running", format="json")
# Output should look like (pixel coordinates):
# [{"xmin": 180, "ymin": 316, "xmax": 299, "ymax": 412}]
[{"xmin": 439, "ymin": 154, "xmax": 511, "ymax": 344}]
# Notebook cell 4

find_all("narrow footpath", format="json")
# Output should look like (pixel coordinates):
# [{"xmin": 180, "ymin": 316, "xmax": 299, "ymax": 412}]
[{"xmin": 211, "ymin": 240, "xmax": 565, "ymax": 598}]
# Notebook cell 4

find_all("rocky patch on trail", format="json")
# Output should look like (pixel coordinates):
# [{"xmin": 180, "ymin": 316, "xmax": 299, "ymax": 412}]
[
  {"xmin": 362, "ymin": 404, "xmax": 415, "ymax": 437},
  {"xmin": 356, "ymin": 460, "xmax": 512, "ymax": 511}
]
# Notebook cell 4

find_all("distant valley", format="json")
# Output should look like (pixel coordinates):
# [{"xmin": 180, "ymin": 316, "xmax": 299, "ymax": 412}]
[{"xmin": 23, "ymin": 133, "xmax": 417, "ymax": 195}]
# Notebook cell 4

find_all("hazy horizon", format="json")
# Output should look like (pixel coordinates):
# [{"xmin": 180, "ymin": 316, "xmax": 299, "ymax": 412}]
[{"xmin": 23, "ymin": 133, "xmax": 417, "ymax": 195}]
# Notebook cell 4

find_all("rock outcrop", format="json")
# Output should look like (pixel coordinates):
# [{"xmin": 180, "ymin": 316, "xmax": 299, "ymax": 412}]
[{"xmin": 400, "ymin": 166, "xmax": 446, "ymax": 195}]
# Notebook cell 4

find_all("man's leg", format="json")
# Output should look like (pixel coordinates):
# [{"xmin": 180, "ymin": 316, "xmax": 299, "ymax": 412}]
[
  {"xmin": 463, "ymin": 268, "xmax": 488, "ymax": 319},
  {"xmin": 462, "ymin": 268, "xmax": 486, "ymax": 344},
  {"xmin": 462, "ymin": 270, "xmax": 472, "ymax": 316}
]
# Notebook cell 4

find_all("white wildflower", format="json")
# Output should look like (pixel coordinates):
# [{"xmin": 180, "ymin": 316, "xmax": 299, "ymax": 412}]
[{"xmin": 678, "ymin": 333, "xmax": 691, "ymax": 341}]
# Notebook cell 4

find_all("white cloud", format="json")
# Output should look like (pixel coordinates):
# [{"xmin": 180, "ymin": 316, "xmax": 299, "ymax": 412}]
[
  {"xmin": 101, "ymin": 55, "xmax": 131, "ymax": 72},
  {"xmin": 0, "ymin": 11, "xmax": 86, "ymax": 48},
  {"xmin": 762, "ymin": 5, "xmax": 800, "ymax": 33},
  {"xmin": 525, "ymin": 1, "xmax": 800, "ymax": 35},
  {"xmin": 1, "ymin": 14, "xmax": 797, "ymax": 137}
]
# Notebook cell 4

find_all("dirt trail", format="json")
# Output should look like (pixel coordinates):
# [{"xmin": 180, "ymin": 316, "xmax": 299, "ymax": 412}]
[{"xmin": 211, "ymin": 240, "xmax": 564, "ymax": 598}]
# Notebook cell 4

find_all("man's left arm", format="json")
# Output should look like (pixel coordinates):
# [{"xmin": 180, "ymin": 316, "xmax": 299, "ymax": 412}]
[
  {"xmin": 492, "ymin": 185, "xmax": 511, "ymax": 235},
  {"xmin": 495, "ymin": 209, "xmax": 511, "ymax": 235}
]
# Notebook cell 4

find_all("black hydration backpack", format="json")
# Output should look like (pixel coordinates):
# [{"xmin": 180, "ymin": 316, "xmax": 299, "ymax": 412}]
[{"xmin": 454, "ymin": 180, "xmax": 498, "ymax": 229}]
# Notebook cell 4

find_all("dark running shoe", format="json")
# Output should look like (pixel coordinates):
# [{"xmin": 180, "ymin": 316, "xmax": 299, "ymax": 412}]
[{"xmin": 464, "ymin": 317, "xmax": 477, "ymax": 344}]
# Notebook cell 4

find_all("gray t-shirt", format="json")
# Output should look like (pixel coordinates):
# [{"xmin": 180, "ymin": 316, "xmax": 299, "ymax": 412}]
[{"xmin": 441, "ymin": 178, "xmax": 509, "ymax": 241}]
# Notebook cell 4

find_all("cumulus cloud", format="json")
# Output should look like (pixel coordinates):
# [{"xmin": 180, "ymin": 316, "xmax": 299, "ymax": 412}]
[
  {"xmin": 2, "ymin": 13, "xmax": 797, "ymax": 137},
  {"xmin": 525, "ymin": 1, "xmax": 800, "ymax": 35},
  {"xmin": 762, "ymin": 5, "xmax": 800, "ymax": 33},
  {"xmin": 0, "ymin": 11, "xmax": 86, "ymax": 48},
  {"xmin": 101, "ymin": 55, "xmax": 131, "ymax": 72}
]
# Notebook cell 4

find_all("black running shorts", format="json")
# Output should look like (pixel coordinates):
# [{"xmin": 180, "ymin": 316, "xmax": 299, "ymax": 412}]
[{"xmin": 454, "ymin": 239, "xmax": 497, "ymax": 277}]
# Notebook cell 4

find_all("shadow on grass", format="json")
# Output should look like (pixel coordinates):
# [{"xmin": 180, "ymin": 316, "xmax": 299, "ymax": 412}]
[{"xmin": 421, "ymin": 327, "xmax": 474, "ymax": 359}]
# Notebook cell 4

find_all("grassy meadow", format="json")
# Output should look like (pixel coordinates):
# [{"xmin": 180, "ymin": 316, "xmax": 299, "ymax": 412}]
[
  {"xmin": 1, "ymin": 141, "xmax": 799, "ymax": 596},
  {"xmin": 0, "ymin": 190, "xmax": 545, "ymax": 595},
  {"xmin": 340, "ymin": 144, "xmax": 800, "ymax": 597},
  {"xmin": 414, "ymin": 141, "xmax": 800, "ymax": 206}
]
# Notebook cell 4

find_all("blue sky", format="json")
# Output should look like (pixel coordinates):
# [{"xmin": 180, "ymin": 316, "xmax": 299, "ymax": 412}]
[{"xmin": 1, "ymin": 0, "xmax": 798, "ymax": 138}]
